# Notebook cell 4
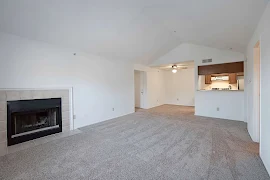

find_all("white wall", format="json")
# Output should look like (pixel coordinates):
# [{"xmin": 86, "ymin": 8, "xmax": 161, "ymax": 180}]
[
  {"xmin": 151, "ymin": 43, "xmax": 245, "ymax": 67},
  {"xmin": 134, "ymin": 64, "xmax": 165, "ymax": 109},
  {"xmin": 0, "ymin": 32, "xmax": 134, "ymax": 129},
  {"xmin": 246, "ymin": 3, "xmax": 270, "ymax": 143},
  {"xmin": 246, "ymin": 2, "xmax": 270, "ymax": 173},
  {"xmin": 145, "ymin": 70, "xmax": 165, "ymax": 109},
  {"xmin": 151, "ymin": 43, "xmax": 245, "ymax": 121},
  {"xmin": 260, "ymin": 32, "xmax": 270, "ymax": 174},
  {"xmin": 134, "ymin": 65, "xmax": 195, "ymax": 108},
  {"xmin": 195, "ymin": 91, "xmax": 244, "ymax": 121},
  {"xmin": 164, "ymin": 68, "xmax": 195, "ymax": 106}
]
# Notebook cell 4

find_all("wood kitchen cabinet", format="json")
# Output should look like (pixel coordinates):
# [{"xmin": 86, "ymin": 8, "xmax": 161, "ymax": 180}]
[
  {"xmin": 229, "ymin": 73, "xmax": 237, "ymax": 84},
  {"xmin": 205, "ymin": 75, "xmax": 212, "ymax": 84},
  {"xmin": 198, "ymin": 62, "xmax": 244, "ymax": 75}
]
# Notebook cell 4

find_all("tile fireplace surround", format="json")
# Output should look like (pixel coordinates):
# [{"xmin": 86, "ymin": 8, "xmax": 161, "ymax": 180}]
[{"xmin": 0, "ymin": 89, "xmax": 72, "ymax": 156}]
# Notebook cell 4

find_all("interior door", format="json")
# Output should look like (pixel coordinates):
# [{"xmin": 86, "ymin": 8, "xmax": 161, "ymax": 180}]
[
  {"xmin": 139, "ymin": 72, "xmax": 145, "ymax": 108},
  {"xmin": 134, "ymin": 71, "xmax": 141, "ymax": 108},
  {"xmin": 135, "ymin": 71, "xmax": 145, "ymax": 108}
]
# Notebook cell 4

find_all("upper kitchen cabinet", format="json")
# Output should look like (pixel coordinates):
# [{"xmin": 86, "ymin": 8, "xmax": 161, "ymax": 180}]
[
  {"xmin": 198, "ymin": 62, "xmax": 244, "ymax": 75},
  {"xmin": 205, "ymin": 75, "xmax": 212, "ymax": 84},
  {"xmin": 229, "ymin": 73, "xmax": 237, "ymax": 84}
]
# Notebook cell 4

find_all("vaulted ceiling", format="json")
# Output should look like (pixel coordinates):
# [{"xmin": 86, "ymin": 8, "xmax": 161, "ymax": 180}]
[{"xmin": 0, "ymin": 0, "xmax": 267, "ymax": 64}]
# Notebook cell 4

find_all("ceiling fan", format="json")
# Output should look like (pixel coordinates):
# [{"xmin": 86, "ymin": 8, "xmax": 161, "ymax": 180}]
[
  {"xmin": 172, "ymin": 65, "xmax": 178, "ymax": 73},
  {"xmin": 155, "ymin": 62, "xmax": 192, "ymax": 73},
  {"xmin": 171, "ymin": 65, "xmax": 189, "ymax": 73}
]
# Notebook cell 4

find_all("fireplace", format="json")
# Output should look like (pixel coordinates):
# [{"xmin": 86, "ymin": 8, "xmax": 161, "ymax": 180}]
[{"xmin": 7, "ymin": 98, "xmax": 62, "ymax": 146}]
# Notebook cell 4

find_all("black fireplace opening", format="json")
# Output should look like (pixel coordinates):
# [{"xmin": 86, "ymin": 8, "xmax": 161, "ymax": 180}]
[{"xmin": 7, "ymin": 98, "xmax": 62, "ymax": 146}]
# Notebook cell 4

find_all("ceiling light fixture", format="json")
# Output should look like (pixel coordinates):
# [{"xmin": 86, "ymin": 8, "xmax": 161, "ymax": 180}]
[{"xmin": 172, "ymin": 65, "xmax": 177, "ymax": 73}]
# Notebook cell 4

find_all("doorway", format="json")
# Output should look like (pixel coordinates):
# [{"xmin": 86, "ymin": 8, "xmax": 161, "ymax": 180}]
[
  {"xmin": 134, "ymin": 70, "xmax": 146, "ymax": 111},
  {"xmin": 253, "ymin": 41, "xmax": 260, "ymax": 143}
]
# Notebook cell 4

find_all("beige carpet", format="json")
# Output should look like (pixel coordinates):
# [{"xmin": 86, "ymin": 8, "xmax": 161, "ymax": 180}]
[{"xmin": 0, "ymin": 105, "xmax": 269, "ymax": 180}]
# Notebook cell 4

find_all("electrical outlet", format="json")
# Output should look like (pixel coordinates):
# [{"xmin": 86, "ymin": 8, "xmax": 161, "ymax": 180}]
[
  {"xmin": 112, "ymin": 108, "xmax": 115, "ymax": 111},
  {"xmin": 73, "ymin": 115, "xmax": 76, "ymax": 119},
  {"xmin": 217, "ymin": 107, "xmax": 220, "ymax": 111}
]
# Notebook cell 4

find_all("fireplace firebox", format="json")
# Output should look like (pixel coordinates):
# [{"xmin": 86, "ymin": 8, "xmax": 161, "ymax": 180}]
[{"xmin": 7, "ymin": 98, "xmax": 62, "ymax": 146}]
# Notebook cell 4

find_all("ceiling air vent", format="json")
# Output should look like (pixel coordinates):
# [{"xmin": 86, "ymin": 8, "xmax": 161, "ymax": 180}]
[{"xmin": 202, "ymin": 59, "xmax": 212, "ymax": 63}]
